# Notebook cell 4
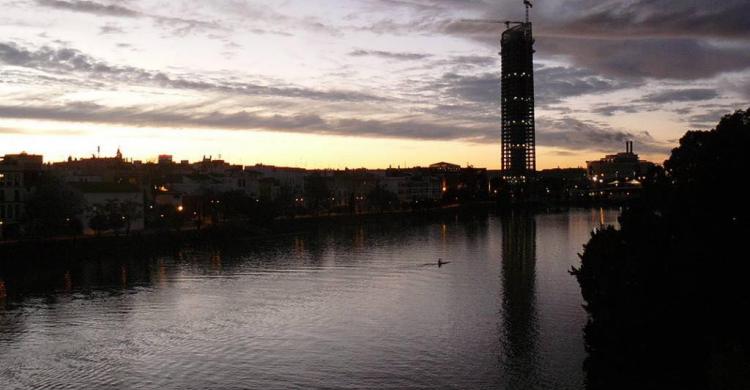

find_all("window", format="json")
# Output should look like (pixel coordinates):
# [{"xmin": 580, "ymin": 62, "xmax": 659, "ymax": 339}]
[
  {"xmin": 0, "ymin": 190, "xmax": 4, "ymax": 202},
  {"xmin": 14, "ymin": 190, "xmax": 20, "ymax": 202}
]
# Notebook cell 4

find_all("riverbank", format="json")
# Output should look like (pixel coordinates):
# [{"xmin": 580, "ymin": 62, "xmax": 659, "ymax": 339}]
[{"xmin": 0, "ymin": 202, "xmax": 499, "ymax": 258}]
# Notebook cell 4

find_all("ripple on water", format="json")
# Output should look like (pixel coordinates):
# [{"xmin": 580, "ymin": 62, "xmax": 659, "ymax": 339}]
[{"xmin": 0, "ymin": 210, "xmax": 612, "ymax": 389}]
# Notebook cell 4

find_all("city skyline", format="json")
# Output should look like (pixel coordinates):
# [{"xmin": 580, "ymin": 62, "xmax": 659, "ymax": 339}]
[{"xmin": 1, "ymin": 0, "xmax": 749, "ymax": 169}]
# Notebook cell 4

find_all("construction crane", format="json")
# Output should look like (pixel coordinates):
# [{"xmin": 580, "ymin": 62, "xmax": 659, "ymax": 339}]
[
  {"xmin": 523, "ymin": 0, "xmax": 533, "ymax": 23},
  {"xmin": 459, "ymin": 0, "xmax": 533, "ymax": 28}
]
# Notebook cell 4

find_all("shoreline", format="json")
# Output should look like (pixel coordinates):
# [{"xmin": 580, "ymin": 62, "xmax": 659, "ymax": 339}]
[
  {"xmin": 0, "ymin": 201, "xmax": 619, "ymax": 258},
  {"xmin": 0, "ymin": 202, "xmax": 494, "ymax": 255}
]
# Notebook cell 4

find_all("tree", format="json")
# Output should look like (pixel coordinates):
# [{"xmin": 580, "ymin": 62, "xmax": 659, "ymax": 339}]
[
  {"xmin": 119, "ymin": 199, "xmax": 143, "ymax": 235},
  {"xmin": 572, "ymin": 108, "xmax": 750, "ymax": 389},
  {"xmin": 88, "ymin": 212, "xmax": 109, "ymax": 236},
  {"xmin": 304, "ymin": 174, "xmax": 330, "ymax": 214},
  {"xmin": 367, "ymin": 184, "xmax": 398, "ymax": 213},
  {"xmin": 23, "ymin": 173, "xmax": 85, "ymax": 237}
]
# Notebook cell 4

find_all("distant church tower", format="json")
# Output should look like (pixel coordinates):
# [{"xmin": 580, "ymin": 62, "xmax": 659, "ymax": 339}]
[{"xmin": 500, "ymin": 1, "xmax": 536, "ymax": 182}]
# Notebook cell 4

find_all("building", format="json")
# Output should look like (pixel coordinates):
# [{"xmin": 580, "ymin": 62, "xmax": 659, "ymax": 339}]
[
  {"xmin": 52, "ymin": 149, "xmax": 139, "ymax": 185},
  {"xmin": 429, "ymin": 162, "xmax": 461, "ymax": 173},
  {"xmin": 586, "ymin": 142, "xmax": 657, "ymax": 201},
  {"xmin": 158, "ymin": 154, "xmax": 173, "ymax": 165},
  {"xmin": 71, "ymin": 182, "xmax": 145, "ymax": 235},
  {"xmin": 500, "ymin": 3, "xmax": 536, "ymax": 181},
  {"xmin": 587, "ymin": 141, "xmax": 655, "ymax": 183},
  {"xmin": 0, "ymin": 153, "xmax": 43, "ymax": 237}
]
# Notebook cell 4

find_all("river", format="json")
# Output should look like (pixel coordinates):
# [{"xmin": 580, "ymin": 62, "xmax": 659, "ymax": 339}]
[{"xmin": 0, "ymin": 208, "xmax": 619, "ymax": 389}]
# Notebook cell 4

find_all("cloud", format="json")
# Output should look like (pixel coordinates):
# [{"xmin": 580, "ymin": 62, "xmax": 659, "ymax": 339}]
[
  {"xmin": 544, "ymin": 0, "xmax": 750, "ymax": 40},
  {"xmin": 35, "ymin": 0, "xmax": 222, "ymax": 36},
  {"xmin": 430, "ymin": 0, "xmax": 750, "ymax": 80},
  {"xmin": 536, "ymin": 116, "xmax": 671, "ymax": 154},
  {"xmin": 99, "ymin": 23, "xmax": 125, "ymax": 35},
  {"xmin": 349, "ymin": 49, "xmax": 432, "ymax": 61},
  {"xmin": 0, "ymin": 99, "xmax": 673, "ymax": 154},
  {"xmin": 151, "ymin": 15, "xmax": 223, "ymax": 36},
  {"xmin": 0, "ymin": 42, "xmax": 382, "ymax": 103},
  {"xmin": 537, "ymin": 37, "xmax": 750, "ymax": 80},
  {"xmin": 0, "ymin": 101, "xmax": 496, "ymax": 142},
  {"xmin": 686, "ymin": 108, "xmax": 737, "ymax": 128},
  {"xmin": 448, "ymin": 55, "xmax": 498, "ymax": 67},
  {"xmin": 535, "ymin": 65, "xmax": 642, "ymax": 105},
  {"xmin": 36, "ymin": 0, "xmax": 139, "ymax": 17},
  {"xmin": 432, "ymin": 72, "xmax": 499, "ymax": 104},
  {"xmin": 591, "ymin": 104, "xmax": 644, "ymax": 117},
  {"xmin": 637, "ymin": 88, "xmax": 719, "ymax": 103},
  {"xmin": 0, "ymin": 126, "xmax": 25, "ymax": 135},
  {"xmin": 425, "ymin": 65, "xmax": 639, "ymax": 108}
]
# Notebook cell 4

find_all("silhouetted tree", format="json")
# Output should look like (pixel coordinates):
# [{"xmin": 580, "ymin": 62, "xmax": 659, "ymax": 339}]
[
  {"xmin": 367, "ymin": 184, "xmax": 398, "ymax": 213},
  {"xmin": 23, "ymin": 173, "xmax": 85, "ymax": 237},
  {"xmin": 88, "ymin": 212, "xmax": 109, "ymax": 236},
  {"xmin": 87, "ymin": 200, "xmax": 119, "ymax": 236},
  {"xmin": 572, "ymin": 108, "xmax": 750, "ymax": 389},
  {"xmin": 119, "ymin": 199, "xmax": 143, "ymax": 235},
  {"xmin": 304, "ymin": 174, "xmax": 330, "ymax": 213}
]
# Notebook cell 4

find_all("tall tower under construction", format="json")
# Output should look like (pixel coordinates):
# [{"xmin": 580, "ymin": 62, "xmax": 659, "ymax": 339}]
[{"xmin": 500, "ymin": 3, "xmax": 536, "ymax": 182}]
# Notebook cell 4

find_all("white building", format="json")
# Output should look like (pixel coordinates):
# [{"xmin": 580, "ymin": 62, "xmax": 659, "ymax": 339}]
[{"xmin": 72, "ymin": 182, "xmax": 145, "ymax": 235}]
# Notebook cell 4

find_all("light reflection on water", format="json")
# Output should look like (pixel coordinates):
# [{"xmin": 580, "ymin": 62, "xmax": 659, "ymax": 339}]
[{"xmin": 0, "ymin": 209, "xmax": 619, "ymax": 389}]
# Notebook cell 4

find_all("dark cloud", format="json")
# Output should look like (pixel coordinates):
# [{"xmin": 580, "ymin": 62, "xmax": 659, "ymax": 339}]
[
  {"xmin": 425, "ymin": 0, "xmax": 750, "ymax": 80},
  {"xmin": 0, "ymin": 101, "xmax": 496, "ymax": 143},
  {"xmin": 592, "ymin": 89, "xmax": 724, "ymax": 116},
  {"xmin": 99, "ymin": 23, "xmax": 125, "ymax": 35},
  {"xmin": 36, "ymin": 0, "xmax": 139, "ymax": 17},
  {"xmin": 536, "ymin": 116, "xmax": 671, "ymax": 154},
  {"xmin": 425, "ymin": 55, "xmax": 499, "ymax": 71},
  {"xmin": 0, "ymin": 42, "xmax": 382, "ymax": 103},
  {"xmin": 591, "ymin": 104, "xmax": 644, "ymax": 117},
  {"xmin": 426, "ymin": 65, "xmax": 639, "ymax": 108},
  {"xmin": 638, "ymin": 88, "xmax": 719, "ymax": 103},
  {"xmin": 686, "ymin": 109, "xmax": 736, "ymax": 128},
  {"xmin": 433, "ymin": 72, "xmax": 499, "ymax": 104},
  {"xmin": 535, "ymin": 65, "xmax": 642, "ymax": 105},
  {"xmin": 537, "ymin": 37, "xmax": 750, "ymax": 80},
  {"xmin": 349, "ymin": 49, "xmax": 432, "ymax": 61},
  {"xmin": 544, "ymin": 0, "xmax": 750, "ymax": 40},
  {"xmin": 434, "ymin": 0, "xmax": 750, "ymax": 40},
  {"xmin": 249, "ymin": 28, "xmax": 294, "ymax": 37},
  {"xmin": 738, "ymin": 80, "xmax": 750, "ymax": 99},
  {"xmin": 448, "ymin": 55, "xmax": 498, "ymax": 67},
  {"xmin": 35, "ymin": 0, "xmax": 222, "ymax": 36},
  {"xmin": 152, "ymin": 15, "xmax": 223, "ymax": 36},
  {"xmin": 0, "ymin": 100, "xmax": 672, "ymax": 154}
]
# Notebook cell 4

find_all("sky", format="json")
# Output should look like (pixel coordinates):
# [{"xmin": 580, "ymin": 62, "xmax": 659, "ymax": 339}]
[{"xmin": 0, "ymin": 0, "xmax": 748, "ymax": 169}]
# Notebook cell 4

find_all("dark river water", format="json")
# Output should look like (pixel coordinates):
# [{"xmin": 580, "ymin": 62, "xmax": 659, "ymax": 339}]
[{"xmin": 0, "ymin": 209, "xmax": 618, "ymax": 389}]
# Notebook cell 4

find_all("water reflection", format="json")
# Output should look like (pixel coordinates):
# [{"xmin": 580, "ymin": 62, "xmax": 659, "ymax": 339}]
[
  {"xmin": 500, "ymin": 211, "xmax": 539, "ymax": 388},
  {"xmin": 0, "ymin": 210, "xmax": 614, "ymax": 389}
]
